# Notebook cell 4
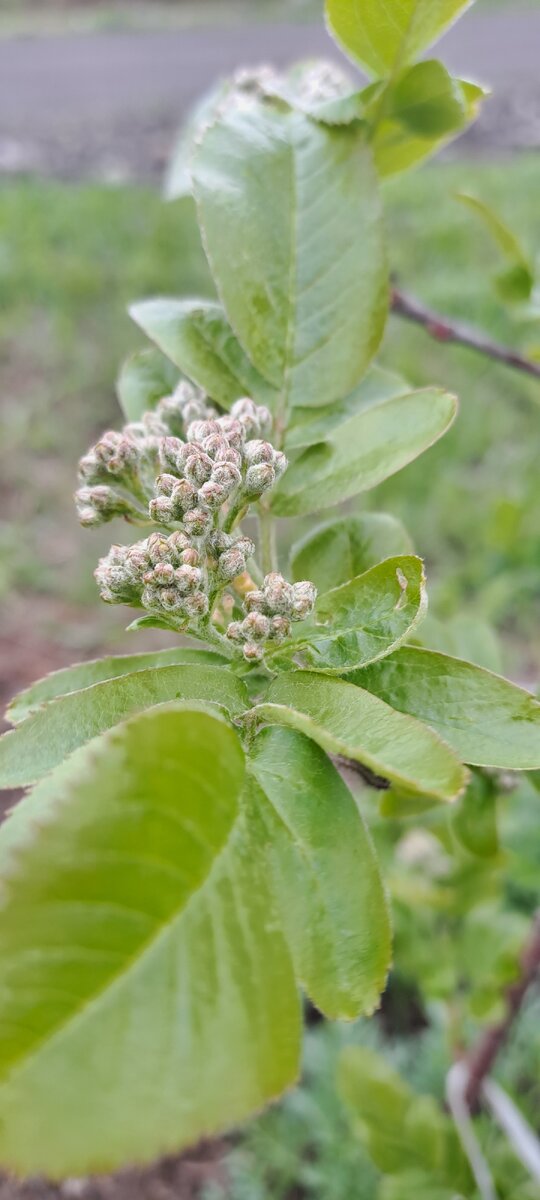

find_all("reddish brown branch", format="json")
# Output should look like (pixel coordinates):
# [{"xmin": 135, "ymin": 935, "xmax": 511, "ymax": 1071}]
[
  {"xmin": 465, "ymin": 911, "xmax": 540, "ymax": 1111},
  {"xmin": 391, "ymin": 287, "xmax": 540, "ymax": 381}
]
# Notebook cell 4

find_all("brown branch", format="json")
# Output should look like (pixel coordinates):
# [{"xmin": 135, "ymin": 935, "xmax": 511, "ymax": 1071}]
[
  {"xmin": 465, "ymin": 911, "xmax": 540, "ymax": 1111},
  {"xmin": 391, "ymin": 287, "xmax": 540, "ymax": 381}
]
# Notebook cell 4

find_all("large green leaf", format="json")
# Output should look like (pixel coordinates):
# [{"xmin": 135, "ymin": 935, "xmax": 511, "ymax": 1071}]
[
  {"xmin": 253, "ymin": 673, "xmax": 466, "ymax": 805},
  {"xmin": 272, "ymin": 388, "xmax": 457, "ymax": 516},
  {"xmin": 357, "ymin": 648, "xmax": 540, "ymax": 769},
  {"xmin": 291, "ymin": 513, "xmax": 413, "ymax": 593},
  {"xmin": 326, "ymin": 0, "xmax": 474, "ymax": 78},
  {"xmin": 192, "ymin": 103, "xmax": 387, "ymax": 409},
  {"xmin": 249, "ymin": 726, "xmax": 391, "ymax": 1018},
  {"xmin": 7, "ymin": 648, "xmax": 228, "ymax": 726},
  {"xmin": 164, "ymin": 82, "xmax": 226, "ymax": 201},
  {"xmin": 130, "ymin": 299, "xmax": 276, "ymax": 410},
  {"xmin": 275, "ymin": 556, "xmax": 426, "ymax": 673},
  {"xmin": 116, "ymin": 347, "xmax": 179, "ymax": 423},
  {"xmin": 0, "ymin": 665, "xmax": 249, "ymax": 789},
  {"xmin": 0, "ymin": 705, "xmax": 300, "ymax": 1176},
  {"xmin": 285, "ymin": 364, "xmax": 409, "ymax": 450}
]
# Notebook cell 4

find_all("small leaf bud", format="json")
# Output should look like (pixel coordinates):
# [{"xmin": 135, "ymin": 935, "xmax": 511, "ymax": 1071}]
[
  {"xmin": 183, "ymin": 507, "xmax": 213, "ymax": 538},
  {"xmin": 245, "ymin": 463, "xmax": 276, "ymax": 496}
]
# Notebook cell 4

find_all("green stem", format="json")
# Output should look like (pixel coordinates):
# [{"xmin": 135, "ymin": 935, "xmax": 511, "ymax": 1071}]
[{"xmin": 258, "ymin": 505, "xmax": 278, "ymax": 575}]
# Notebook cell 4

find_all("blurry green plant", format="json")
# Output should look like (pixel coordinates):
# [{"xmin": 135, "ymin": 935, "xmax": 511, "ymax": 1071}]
[{"xmin": 0, "ymin": 0, "xmax": 540, "ymax": 1189}]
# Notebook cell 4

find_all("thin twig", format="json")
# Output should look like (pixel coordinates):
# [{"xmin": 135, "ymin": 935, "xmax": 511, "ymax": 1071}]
[
  {"xmin": 391, "ymin": 287, "xmax": 540, "ymax": 381},
  {"xmin": 447, "ymin": 1062, "xmax": 498, "ymax": 1200},
  {"xmin": 465, "ymin": 911, "xmax": 540, "ymax": 1111}
]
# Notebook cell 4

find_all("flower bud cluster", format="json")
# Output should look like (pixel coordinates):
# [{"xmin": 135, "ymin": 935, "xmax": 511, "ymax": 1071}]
[{"xmin": 227, "ymin": 573, "xmax": 317, "ymax": 662}]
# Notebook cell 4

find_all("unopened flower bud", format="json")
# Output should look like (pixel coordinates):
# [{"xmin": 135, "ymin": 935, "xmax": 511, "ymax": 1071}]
[
  {"xmin": 234, "ymin": 535, "xmax": 256, "ymax": 559},
  {"xmin": 268, "ymin": 615, "xmax": 291, "ymax": 642},
  {"xmin": 183, "ymin": 508, "xmax": 213, "ymax": 538},
  {"xmin": 218, "ymin": 548, "xmax": 247, "ymax": 582},
  {"xmin": 226, "ymin": 621, "xmax": 244, "ymax": 643},
  {"xmin": 180, "ymin": 546, "xmax": 199, "ymax": 567},
  {"xmin": 186, "ymin": 418, "xmax": 220, "ymax": 444},
  {"xmin": 207, "ymin": 530, "xmax": 233, "ymax": 557},
  {"xmin": 231, "ymin": 398, "xmax": 272, "ymax": 439},
  {"xmin": 75, "ymin": 486, "xmax": 135, "ymax": 527},
  {"xmin": 273, "ymin": 451, "xmax": 288, "ymax": 479},
  {"xmin": 147, "ymin": 532, "xmax": 171, "ymax": 563},
  {"xmin": 245, "ymin": 463, "xmax": 275, "ymax": 496},
  {"xmin": 245, "ymin": 590, "xmax": 265, "ymax": 613},
  {"xmin": 185, "ymin": 451, "xmax": 214, "ymax": 486},
  {"xmin": 155, "ymin": 473, "xmax": 178, "ymax": 497},
  {"xmin": 198, "ymin": 480, "xmax": 228, "ymax": 511},
  {"xmin": 291, "ymin": 580, "xmax": 317, "ymax": 619},
  {"xmin": 216, "ymin": 416, "xmax": 245, "ymax": 451},
  {"xmin": 243, "ymin": 439, "xmax": 274, "ymax": 466},
  {"xmin": 183, "ymin": 591, "xmax": 210, "ymax": 619},
  {"xmin": 170, "ymin": 479, "xmax": 198, "ymax": 516},
  {"xmin": 159, "ymin": 437, "xmax": 184, "ymax": 474},
  {"xmin": 211, "ymin": 463, "xmax": 242, "ymax": 493},
  {"xmin": 149, "ymin": 496, "xmax": 174, "ymax": 524},
  {"xmin": 142, "ymin": 584, "xmax": 161, "ymax": 609},
  {"xmin": 167, "ymin": 531, "xmax": 191, "ymax": 562},
  {"xmin": 243, "ymin": 642, "xmax": 264, "ymax": 663},
  {"xmin": 153, "ymin": 562, "xmax": 176, "ymax": 586},
  {"xmin": 160, "ymin": 589, "xmax": 186, "ymax": 613},
  {"xmin": 174, "ymin": 565, "xmax": 202, "ymax": 594},
  {"xmin": 242, "ymin": 612, "xmax": 271, "ymax": 642},
  {"xmin": 263, "ymin": 573, "xmax": 295, "ymax": 615}
]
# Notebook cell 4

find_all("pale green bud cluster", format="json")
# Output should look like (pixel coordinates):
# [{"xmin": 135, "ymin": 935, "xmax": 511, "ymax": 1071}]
[{"xmin": 227, "ymin": 573, "xmax": 317, "ymax": 662}]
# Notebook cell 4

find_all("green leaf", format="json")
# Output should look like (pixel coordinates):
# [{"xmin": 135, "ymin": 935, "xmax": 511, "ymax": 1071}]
[
  {"xmin": 285, "ymin": 364, "xmax": 410, "ymax": 450},
  {"xmin": 372, "ymin": 79, "xmax": 485, "ymax": 177},
  {"xmin": 388, "ymin": 60, "xmax": 467, "ymax": 137},
  {"xmin": 456, "ymin": 192, "xmax": 535, "ymax": 303},
  {"xmin": 253, "ymin": 672, "xmax": 467, "ymax": 805},
  {"xmin": 0, "ymin": 704, "xmax": 300, "ymax": 1176},
  {"xmin": 272, "ymin": 388, "xmax": 457, "ymax": 516},
  {"xmin": 130, "ymin": 299, "xmax": 276, "ymax": 411},
  {"xmin": 357, "ymin": 647, "xmax": 540, "ymax": 769},
  {"xmin": 379, "ymin": 1174, "xmax": 461, "ymax": 1200},
  {"xmin": 291, "ymin": 513, "xmax": 414, "ymax": 594},
  {"xmin": 116, "ymin": 347, "xmax": 179, "ymax": 423},
  {"xmin": 416, "ymin": 612, "xmax": 503, "ymax": 674},
  {"xmin": 249, "ymin": 726, "xmax": 391, "ymax": 1018},
  {"xmin": 326, "ymin": 0, "xmax": 474, "ymax": 78},
  {"xmin": 192, "ymin": 103, "xmax": 387, "ymax": 409},
  {"xmin": 452, "ymin": 770, "xmax": 499, "ymax": 859},
  {"xmin": 276, "ymin": 556, "xmax": 426, "ymax": 673},
  {"xmin": 7, "ymin": 648, "xmax": 228, "ymax": 726},
  {"xmin": 0, "ymin": 665, "xmax": 249, "ymax": 789}
]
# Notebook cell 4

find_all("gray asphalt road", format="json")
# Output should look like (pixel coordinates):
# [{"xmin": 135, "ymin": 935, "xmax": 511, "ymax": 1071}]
[{"xmin": 1, "ymin": 10, "xmax": 540, "ymax": 180}]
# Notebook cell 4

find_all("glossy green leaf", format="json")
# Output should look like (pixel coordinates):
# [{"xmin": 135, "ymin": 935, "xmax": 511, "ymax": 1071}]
[
  {"xmin": 0, "ymin": 665, "xmax": 249, "ymax": 789},
  {"xmin": 291, "ymin": 513, "xmax": 413, "ymax": 593},
  {"xmin": 7, "ymin": 648, "xmax": 228, "ymax": 726},
  {"xmin": 130, "ymin": 299, "xmax": 276, "ymax": 410},
  {"xmin": 272, "ymin": 388, "xmax": 457, "ymax": 516},
  {"xmin": 276, "ymin": 556, "xmax": 426, "ymax": 673},
  {"xmin": 249, "ymin": 726, "xmax": 391, "ymax": 1018},
  {"xmin": 452, "ymin": 770, "xmax": 499, "ymax": 859},
  {"xmin": 116, "ymin": 347, "xmax": 179, "ymax": 423},
  {"xmin": 357, "ymin": 647, "xmax": 540, "ymax": 769},
  {"xmin": 326, "ymin": 0, "xmax": 474, "ymax": 78},
  {"xmin": 192, "ymin": 102, "xmax": 387, "ymax": 409},
  {"xmin": 253, "ymin": 672, "xmax": 467, "ymax": 805},
  {"xmin": 285, "ymin": 364, "xmax": 409, "ymax": 451},
  {"xmin": 0, "ymin": 705, "xmax": 300, "ymax": 1176}
]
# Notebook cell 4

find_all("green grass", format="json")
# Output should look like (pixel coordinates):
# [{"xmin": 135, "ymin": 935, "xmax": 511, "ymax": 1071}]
[{"xmin": 1, "ymin": 156, "xmax": 539, "ymax": 667}]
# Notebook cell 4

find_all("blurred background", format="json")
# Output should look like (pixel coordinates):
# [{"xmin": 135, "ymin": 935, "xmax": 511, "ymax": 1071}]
[{"xmin": 0, "ymin": 2, "xmax": 539, "ymax": 1197}]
